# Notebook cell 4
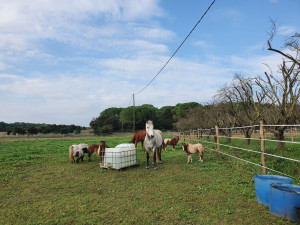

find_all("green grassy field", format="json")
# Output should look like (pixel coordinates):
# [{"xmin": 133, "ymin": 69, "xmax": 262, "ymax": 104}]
[{"xmin": 0, "ymin": 135, "xmax": 298, "ymax": 224}]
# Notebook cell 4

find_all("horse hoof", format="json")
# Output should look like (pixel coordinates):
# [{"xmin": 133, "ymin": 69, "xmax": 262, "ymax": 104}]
[
  {"xmin": 159, "ymin": 161, "xmax": 162, "ymax": 164},
  {"xmin": 146, "ymin": 166, "xmax": 149, "ymax": 169},
  {"xmin": 154, "ymin": 167, "xmax": 158, "ymax": 170}
]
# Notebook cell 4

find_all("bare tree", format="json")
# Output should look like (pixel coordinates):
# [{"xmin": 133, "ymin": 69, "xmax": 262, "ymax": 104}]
[
  {"xmin": 215, "ymin": 74, "xmax": 267, "ymax": 144},
  {"xmin": 256, "ymin": 20, "xmax": 300, "ymax": 149}
]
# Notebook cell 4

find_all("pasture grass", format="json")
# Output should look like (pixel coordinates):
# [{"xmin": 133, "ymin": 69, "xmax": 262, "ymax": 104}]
[{"xmin": 0, "ymin": 135, "xmax": 298, "ymax": 224}]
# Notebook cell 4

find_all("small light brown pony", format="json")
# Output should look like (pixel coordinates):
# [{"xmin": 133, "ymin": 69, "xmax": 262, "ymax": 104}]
[
  {"xmin": 88, "ymin": 141, "xmax": 108, "ymax": 162},
  {"xmin": 130, "ymin": 129, "xmax": 146, "ymax": 152},
  {"xmin": 181, "ymin": 142, "xmax": 205, "ymax": 163}
]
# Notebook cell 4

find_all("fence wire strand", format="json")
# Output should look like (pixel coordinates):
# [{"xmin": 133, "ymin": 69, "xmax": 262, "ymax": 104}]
[
  {"xmin": 205, "ymin": 146, "xmax": 298, "ymax": 180},
  {"xmin": 180, "ymin": 123, "xmax": 300, "ymax": 179}
]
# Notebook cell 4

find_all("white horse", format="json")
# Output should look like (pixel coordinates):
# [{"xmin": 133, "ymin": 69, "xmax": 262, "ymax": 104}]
[
  {"xmin": 69, "ymin": 144, "xmax": 89, "ymax": 163},
  {"xmin": 144, "ymin": 120, "xmax": 163, "ymax": 169}
]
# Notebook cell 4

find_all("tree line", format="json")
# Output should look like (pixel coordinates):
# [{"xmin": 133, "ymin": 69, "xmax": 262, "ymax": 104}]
[
  {"xmin": 89, "ymin": 102, "xmax": 201, "ymax": 133},
  {"xmin": 0, "ymin": 122, "xmax": 85, "ymax": 135}
]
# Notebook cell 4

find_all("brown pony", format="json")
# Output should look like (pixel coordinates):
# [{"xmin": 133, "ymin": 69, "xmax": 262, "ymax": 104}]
[
  {"xmin": 130, "ymin": 129, "xmax": 146, "ymax": 151},
  {"xmin": 88, "ymin": 141, "xmax": 108, "ymax": 161},
  {"xmin": 98, "ymin": 141, "xmax": 108, "ymax": 162},
  {"xmin": 163, "ymin": 136, "xmax": 180, "ymax": 151}
]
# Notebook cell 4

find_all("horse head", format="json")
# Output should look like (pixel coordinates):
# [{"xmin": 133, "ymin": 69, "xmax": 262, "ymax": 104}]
[
  {"xmin": 146, "ymin": 120, "xmax": 154, "ymax": 139},
  {"xmin": 181, "ymin": 142, "xmax": 188, "ymax": 152}
]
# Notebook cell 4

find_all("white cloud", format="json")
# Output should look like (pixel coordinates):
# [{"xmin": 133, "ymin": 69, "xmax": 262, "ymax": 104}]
[
  {"xmin": 0, "ymin": 0, "xmax": 166, "ymax": 54},
  {"xmin": 278, "ymin": 26, "xmax": 297, "ymax": 36},
  {"xmin": 0, "ymin": 48, "xmax": 290, "ymax": 126},
  {"xmin": 193, "ymin": 40, "xmax": 214, "ymax": 48},
  {"xmin": 214, "ymin": 8, "xmax": 244, "ymax": 26}
]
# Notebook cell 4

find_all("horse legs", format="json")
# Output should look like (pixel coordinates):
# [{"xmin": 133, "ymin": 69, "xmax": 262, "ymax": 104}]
[
  {"xmin": 141, "ymin": 141, "xmax": 145, "ymax": 152},
  {"xmin": 187, "ymin": 154, "xmax": 192, "ymax": 163},
  {"xmin": 158, "ymin": 147, "xmax": 162, "ymax": 164},
  {"xmin": 152, "ymin": 148, "xmax": 157, "ymax": 170},
  {"xmin": 199, "ymin": 152, "xmax": 204, "ymax": 162},
  {"xmin": 146, "ymin": 151, "xmax": 150, "ymax": 169},
  {"xmin": 172, "ymin": 144, "xmax": 175, "ymax": 151},
  {"xmin": 135, "ymin": 140, "xmax": 138, "ymax": 148}
]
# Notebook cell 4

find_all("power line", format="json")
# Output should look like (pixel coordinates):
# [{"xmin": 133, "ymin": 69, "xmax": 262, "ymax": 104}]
[
  {"xmin": 128, "ymin": 95, "xmax": 133, "ymax": 107},
  {"xmin": 134, "ymin": 0, "xmax": 216, "ymax": 96}
]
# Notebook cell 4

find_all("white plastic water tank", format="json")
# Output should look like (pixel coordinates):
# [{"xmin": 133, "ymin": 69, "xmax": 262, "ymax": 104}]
[{"xmin": 101, "ymin": 143, "xmax": 138, "ymax": 169}]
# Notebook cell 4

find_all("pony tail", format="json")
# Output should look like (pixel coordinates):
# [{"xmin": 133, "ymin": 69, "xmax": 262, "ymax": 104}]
[{"xmin": 69, "ymin": 146, "xmax": 74, "ymax": 162}]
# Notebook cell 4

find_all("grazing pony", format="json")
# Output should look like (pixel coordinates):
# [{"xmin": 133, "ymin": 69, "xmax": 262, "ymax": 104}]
[
  {"xmin": 88, "ymin": 144, "xmax": 99, "ymax": 161},
  {"xmin": 144, "ymin": 120, "xmax": 163, "ymax": 170},
  {"xmin": 181, "ymin": 142, "xmax": 205, "ymax": 163},
  {"xmin": 69, "ymin": 144, "xmax": 89, "ymax": 163},
  {"xmin": 163, "ymin": 136, "xmax": 180, "ymax": 151},
  {"xmin": 162, "ymin": 138, "xmax": 170, "ymax": 151},
  {"xmin": 130, "ymin": 129, "xmax": 146, "ymax": 152},
  {"xmin": 88, "ymin": 141, "xmax": 109, "ymax": 162},
  {"xmin": 97, "ymin": 141, "xmax": 108, "ymax": 162}
]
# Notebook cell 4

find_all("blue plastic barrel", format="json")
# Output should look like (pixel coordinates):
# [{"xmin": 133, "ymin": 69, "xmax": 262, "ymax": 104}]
[
  {"xmin": 269, "ymin": 183, "xmax": 300, "ymax": 222},
  {"xmin": 254, "ymin": 175, "xmax": 292, "ymax": 205}
]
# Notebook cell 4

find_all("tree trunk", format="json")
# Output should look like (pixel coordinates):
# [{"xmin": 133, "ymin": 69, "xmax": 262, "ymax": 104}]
[
  {"xmin": 244, "ymin": 129, "xmax": 251, "ymax": 145},
  {"xmin": 214, "ymin": 135, "xmax": 217, "ymax": 142},
  {"xmin": 277, "ymin": 128, "xmax": 285, "ymax": 149}
]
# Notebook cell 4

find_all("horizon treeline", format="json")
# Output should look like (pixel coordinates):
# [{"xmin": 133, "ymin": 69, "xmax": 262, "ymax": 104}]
[{"xmin": 0, "ymin": 122, "xmax": 86, "ymax": 135}]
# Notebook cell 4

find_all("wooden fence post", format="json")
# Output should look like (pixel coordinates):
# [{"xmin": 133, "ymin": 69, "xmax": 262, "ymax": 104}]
[
  {"xmin": 291, "ymin": 127, "xmax": 294, "ymax": 142},
  {"xmin": 215, "ymin": 125, "xmax": 220, "ymax": 152},
  {"xmin": 260, "ymin": 121, "xmax": 266, "ymax": 174}
]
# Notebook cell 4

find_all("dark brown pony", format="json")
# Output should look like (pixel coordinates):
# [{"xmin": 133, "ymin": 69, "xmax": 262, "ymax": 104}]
[
  {"xmin": 88, "ymin": 141, "xmax": 108, "ymax": 162},
  {"xmin": 130, "ymin": 129, "xmax": 146, "ymax": 151}
]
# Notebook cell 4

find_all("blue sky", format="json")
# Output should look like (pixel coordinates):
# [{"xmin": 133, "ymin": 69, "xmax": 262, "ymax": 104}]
[{"xmin": 0, "ymin": 0, "xmax": 299, "ymax": 126}]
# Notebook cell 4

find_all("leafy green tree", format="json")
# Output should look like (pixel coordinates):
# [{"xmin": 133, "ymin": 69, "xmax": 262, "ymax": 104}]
[
  {"xmin": 75, "ymin": 127, "xmax": 81, "ymax": 134},
  {"xmin": 156, "ymin": 106, "xmax": 175, "ymax": 130},
  {"xmin": 12, "ymin": 127, "xmax": 26, "ymax": 135},
  {"xmin": 120, "ymin": 107, "xmax": 133, "ymax": 131},
  {"xmin": 90, "ymin": 107, "xmax": 122, "ymax": 133},
  {"xmin": 135, "ymin": 104, "xmax": 157, "ymax": 130},
  {"xmin": 27, "ymin": 126, "xmax": 38, "ymax": 135},
  {"xmin": 172, "ymin": 102, "xmax": 200, "ymax": 122},
  {"xmin": 59, "ymin": 126, "xmax": 69, "ymax": 134}
]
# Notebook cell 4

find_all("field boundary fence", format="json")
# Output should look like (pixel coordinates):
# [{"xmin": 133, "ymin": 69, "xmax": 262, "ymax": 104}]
[{"xmin": 179, "ymin": 121, "xmax": 300, "ymax": 180}]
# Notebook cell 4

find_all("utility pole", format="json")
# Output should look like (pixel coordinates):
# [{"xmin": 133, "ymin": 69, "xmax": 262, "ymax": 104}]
[{"xmin": 132, "ymin": 93, "xmax": 135, "ymax": 132}]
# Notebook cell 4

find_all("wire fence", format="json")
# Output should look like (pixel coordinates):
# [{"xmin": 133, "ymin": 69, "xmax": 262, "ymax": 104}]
[{"xmin": 179, "ymin": 121, "xmax": 300, "ymax": 180}]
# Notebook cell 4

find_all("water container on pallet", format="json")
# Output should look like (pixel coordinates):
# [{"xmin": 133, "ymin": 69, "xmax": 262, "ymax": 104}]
[{"xmin": 100, "ymin": 143, "xmax": 138, "ymax": 170}]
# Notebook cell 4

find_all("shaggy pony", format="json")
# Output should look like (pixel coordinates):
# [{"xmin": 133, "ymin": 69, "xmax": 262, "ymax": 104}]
[{"xmin": 181, "ymin": 142, "xmax": 205, "ymax": 163}]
